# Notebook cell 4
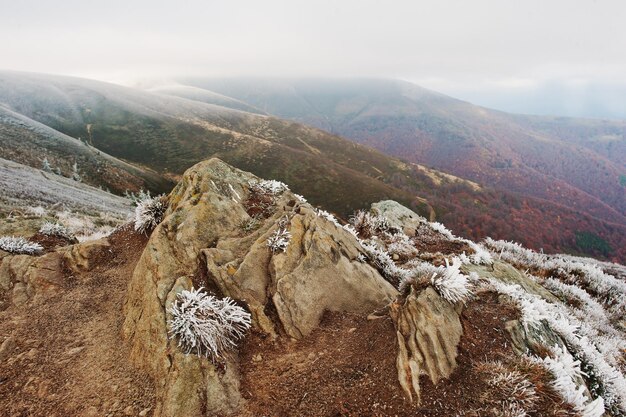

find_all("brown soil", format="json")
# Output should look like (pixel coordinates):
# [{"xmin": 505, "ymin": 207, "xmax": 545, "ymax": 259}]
[
  {"xmin": 240, "ymin": 290, "xmax": 569, "ymax": 417},
  {"xmin": 412, "ymin": 225, "xmax": 474, "ymax": 257},
  {"xmin": 29, "ymin": 232, "xmax": 78, "ymax": 252},
  {"xmin": 0, "ymin": 225, "xmax": 155, "ymax": 417},
  {"xmin": 1, "ymin": 225, "xmax": 571, "ymax": 417},
  {"xmin": 240, "ymin": 311, "xmax": 418, "ymax": 417}
]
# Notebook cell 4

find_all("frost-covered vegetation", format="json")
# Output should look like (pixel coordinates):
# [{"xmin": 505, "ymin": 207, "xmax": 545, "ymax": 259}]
[
  {"xmin": 251, "ymin": 179, "xmax": 289, "ymax": 195},
  {"xmin": 245, "ymin": 179, "xmax": 290, "ymax": 218},
  {"xmin": 0, "ymin": 158, "xmax": 132, "ymax": 239},
  {"xmin": 0, "ymin": 236, "xmax": 43, "ymax": 255},
  {"xmin": 537, "ymin": 346, "xmax": 605, "ymax": 417},
  {"xmin": 342, "ymin": 208, "xmax": 486, "ymax": 302},
  {"xmin": 168, "ymin": 288, "xmax": 251, "ymax": 361},
  {"xmin": 39, "ymin": 221, "xmax": 75, "ymax": 240},
  {"xmin": 482, "ymin": 239, "xmax": 626, "ymax": 415},
  {"xmin": 430, "ymin": 258, "xmax": 473, "ymax": 304},
  {"xmin": 0, "ymin": 158, "xmax": 131, "ymax": 215},
  {"xmin": 318, "ymin": 203, "xmax": 626, "ymax": 414},
  {"xmin": 133, "ymin": 193, "xmax": 166, "ymax": 234},
  {"xmin": 473, "ymin": 360, "xmax": 540, "ymax": 416},
  {"xmin": 485, "ymin": 238, "xmax": 626, "ymax": 318},
  {"xmin": 267, "ymin": 227, "xmax": 291, "ymax": 253},
  {"xmin": 490, "ymin": 279, "xmax": 626, "ymax": 415}
]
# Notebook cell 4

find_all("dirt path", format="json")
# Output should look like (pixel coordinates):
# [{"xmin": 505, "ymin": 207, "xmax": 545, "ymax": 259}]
[{"xmin": 0, "ymin": 226, "xmax": 155, "ymax": 417}]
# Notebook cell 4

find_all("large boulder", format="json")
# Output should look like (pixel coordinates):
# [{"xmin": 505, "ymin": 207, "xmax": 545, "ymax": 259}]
[
  {"xmin": 122, "ymin": 158, "xmax": 397, "ymax": 417},
  {"xmin": 389, "ymin": 287, "xmax": 463, "ymax": 403},
  {"xmin": 371, "ymin": 200, "xmax": 427, "ymax": 236}
]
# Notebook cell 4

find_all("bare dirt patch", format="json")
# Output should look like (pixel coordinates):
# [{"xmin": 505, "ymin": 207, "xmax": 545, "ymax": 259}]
[{"xmin": 0, "ymin": 225, "xmax": 155, "ymax": 417}]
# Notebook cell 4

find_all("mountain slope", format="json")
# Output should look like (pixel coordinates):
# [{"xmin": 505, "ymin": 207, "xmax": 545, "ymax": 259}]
[
  {"xmin": 179, "ymin": 78, "xmax": 626, "ymax": 226},
  {"xmin": 0, "ymin": 104, "xmax": 172, "ymax": 194},
  {"xmin": 0, "ymin": 71, "xmax": 441, "ymax": 217},
  {"xmin": 148, "ymin": 84, "xmax": 266, "ymax": 115},
  {"xmin": 1, "ymin": 72, "xmax": 624, "ymax": 262}
]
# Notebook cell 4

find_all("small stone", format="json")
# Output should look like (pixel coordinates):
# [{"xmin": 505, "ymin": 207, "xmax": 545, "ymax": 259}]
[
  {"xmin": 139, "ymin": 407, "xmax": 152, "ymax": 416},
  {"xmin": 252, "ymin": 354, "xmax": 263, "ymax": 362},
  {"xmin": 0, "ymin": 336, "xmax": 15, "ymax": 361},
  {"xmin": 123, "ymin": 405, "xmax": 134, "ymax": 415},
  {"xmin": 83, "ymin": 406, "xmax": 100, "ymax": 417},
  {"xmin": 65, "ymin": 346, "xmax": 85, "ymax": 356},
  {"xmin": 392, "ymin": 254, "xmax": 400, "ymax": 261},
  {"xmin": 12, "ymin": 283, "xmax": 29, "ymax": 306}
]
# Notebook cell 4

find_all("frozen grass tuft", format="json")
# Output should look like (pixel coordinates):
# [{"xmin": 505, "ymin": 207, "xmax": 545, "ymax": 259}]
[
  {"xmin": 0, "ymin": 236, "xmax": 43, "ymax": 255},
  {"xmin": 430, "ymin": 258, "xmax": 473, "ymax": 303},
  {"xmin": 168, "ymin": 288, "xmax": 251, "ymax": 361},
  {"xmin": 39, "ymin": 222, "xmax": 75, "ymax": 240},
  {"xmin": 350, "ymin": 210, "xmax": 391, "ymax": 238},
  {"xmin": 134, "ymin": 194, "xmax": 166, "ymax": 234},
  {"xmin": 267, "ymin": 227, "xmax": 291, "ymax": 253}
]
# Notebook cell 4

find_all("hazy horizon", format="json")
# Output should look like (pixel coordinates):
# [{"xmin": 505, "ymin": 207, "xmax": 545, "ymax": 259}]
[{"xmin": 2, "ymin": 0, "xmax": 626, "ymax": 118}]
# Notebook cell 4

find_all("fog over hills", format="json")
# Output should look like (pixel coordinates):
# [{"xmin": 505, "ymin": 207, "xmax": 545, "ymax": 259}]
[
  {"xmin": 1, "ymin": 71, "xmax": 625, "ymax": 262},
  {"xmin": 180, "ymin": 77, "xmax": 626, "ymax": 224}
]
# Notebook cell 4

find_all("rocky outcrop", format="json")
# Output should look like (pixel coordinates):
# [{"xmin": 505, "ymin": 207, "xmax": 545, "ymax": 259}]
[
  {"xmin": 389, "ymin": 286, "xmax": 463, "ymax": 403},
  {"xmin": 122, "ymin": 158, "xmax": 397, "ymax": 417},
  {"xmin": 0, "ymin": 251, "xmax": 65, "ymax": 308},
  {"xmin": 371, "ymin": 200, "xmax": 427, "ymax": 237},
  {"xmin": 0, "ymin": 239, "xmax": 111, "ymax": 309},
  {"xmin": 463, "ymin": 261, "xmax": 558, "ymax": 302},
  {"xmin": 463, "ymin": 262, "xmax": 564, "ymax": 356}
]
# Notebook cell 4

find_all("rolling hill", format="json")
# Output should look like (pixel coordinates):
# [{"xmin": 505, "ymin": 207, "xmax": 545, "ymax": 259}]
[
  {"xmin": 172, "ymin": 77, "xmax": 626, "ymax": 261},
  {"xmin": 179, "ymin": 78, "xmax": 626, "ymax": 225},
  {"xmin": 1, "ymin": 72, "xmax": 624, "ymax": 262},
  {"xmin": 0, "ymin": 71, "xmax": 450, "ymax": 217}
]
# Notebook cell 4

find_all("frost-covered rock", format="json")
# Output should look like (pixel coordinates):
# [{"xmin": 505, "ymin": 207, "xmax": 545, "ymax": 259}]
[
  {"xmin": 122, "ymin": 158, "xmax": 397, "ymax": 417},
  {"xmin": 371, "ymin": 200, "xmax": 427, "ymax": 236}
]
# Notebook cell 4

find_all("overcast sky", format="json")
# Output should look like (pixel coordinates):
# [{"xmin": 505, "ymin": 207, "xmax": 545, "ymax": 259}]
[{"xmin": 1, "ymin": 0, "xmax": 625, "ymax": 117}]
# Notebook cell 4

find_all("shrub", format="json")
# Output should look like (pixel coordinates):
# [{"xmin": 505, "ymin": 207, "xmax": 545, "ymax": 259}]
[
  {"xmin": 0, "ymin": 236, "xmax": 43, "ymax": 255},
  {"xmin": 168, "ymin": 288, "xmax": 251, "ymax": 361},
  {"xmin": 134, "ymin": 194, "xmax": 166, "ymax": 233},
  {"xmin": 267, "ymin": 227, "xmax": 291, "ymax": 253},
  {"xmin": 39, "ymin": 222, "xmax": 75, "ymax": 240},
  {"xmin": 349, "ymin": 210, "xmax": 390, "ymax": 238},
  {"xmin": 430, "ymin": 258, "xmax": 473, "ymax": 304}
]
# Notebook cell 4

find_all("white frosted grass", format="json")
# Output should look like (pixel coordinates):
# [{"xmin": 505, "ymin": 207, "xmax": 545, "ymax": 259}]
[
  {"xmin": 267, "ymin": 227, "xmax": 291, "ymax": 253},
  {"xmin": 0, "ymin": 236, "xmax": 43, "ymax": 255},
  {"xmin": 430, "ymin": 258, "xmax": 473, "ymax": 303},
  {"xmin": 39, "ymin": 221, "xmax": 74, "ymax": 240},
  {"xmin": 492, "ymin": 281, "xmax": 626, "ymax": 413},
  {"xmin": 168, "ymin": 288, "xmax": 251, "ymax": 360},
  {"xmin": 251, "ymin": 179, "xmax": 289, "ymax": 195},
  {"xmin": 484, "ymin": 238, "xmax": 626, "ymax": 317},
  {"xmin": 537, "ymin": 345, "xmax": 605, "ymax": 417},
  {"xmin": 134, "ymin": 194, "xmax": 166, "ymax": 233}
]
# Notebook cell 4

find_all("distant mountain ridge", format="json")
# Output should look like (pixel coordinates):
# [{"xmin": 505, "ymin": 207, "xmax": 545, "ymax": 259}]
[
  {"xmin": 0, "ymin": 71, "xmax": 624, "ymax": 262},
  {"xmin": 179, "ymin": 78, "xmax": 626, "ymax": 225}
]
